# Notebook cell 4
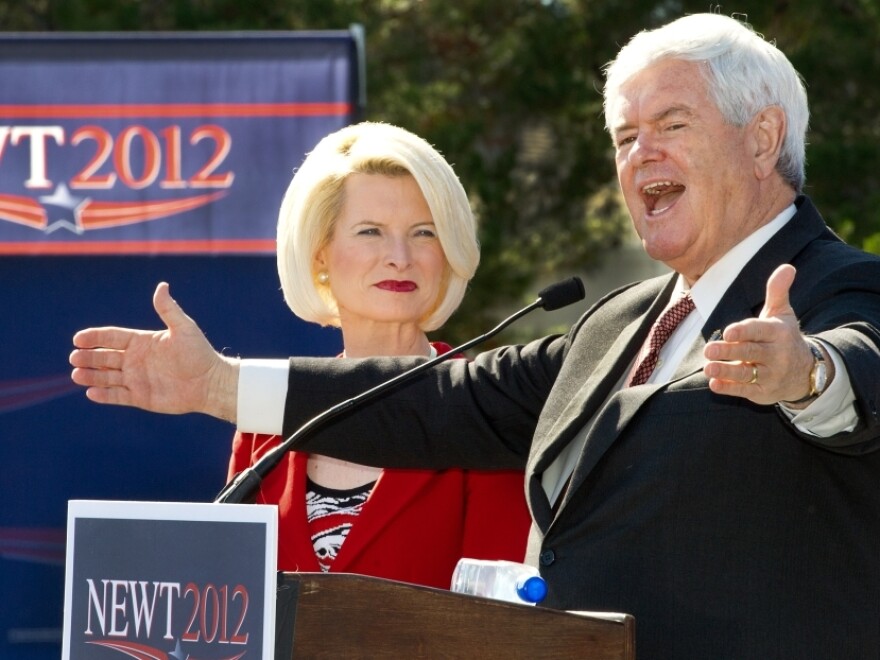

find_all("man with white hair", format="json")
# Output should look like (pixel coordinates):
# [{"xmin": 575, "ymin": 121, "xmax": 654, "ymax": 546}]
[{"xmin": 72, "ymin": 13, "xmax": 880, "ymax": 657}]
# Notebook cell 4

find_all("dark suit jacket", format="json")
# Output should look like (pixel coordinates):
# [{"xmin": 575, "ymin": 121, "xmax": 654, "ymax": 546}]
[{"xmin": 284, "ymin": 197, "xmax": 880, "ymax": 658}]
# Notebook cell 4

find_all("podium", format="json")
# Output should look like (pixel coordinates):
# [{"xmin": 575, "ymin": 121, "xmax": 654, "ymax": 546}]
[{"xmin": 275, "ymin": 572, "xmax": 635, "ymax": 659}]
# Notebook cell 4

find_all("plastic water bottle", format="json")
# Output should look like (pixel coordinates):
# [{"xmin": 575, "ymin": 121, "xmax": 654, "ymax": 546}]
[{"xmin": 450, "ymin": 558, "xmax": 548, "ymax": 605}]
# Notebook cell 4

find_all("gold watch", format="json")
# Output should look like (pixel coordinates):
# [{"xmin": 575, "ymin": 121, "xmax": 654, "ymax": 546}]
[{"xmin": 785, "ymin": 340, "xmax": 827, "ymax": 405}]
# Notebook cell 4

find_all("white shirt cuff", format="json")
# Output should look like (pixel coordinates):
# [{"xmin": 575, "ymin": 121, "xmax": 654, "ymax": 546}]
[{"xmin": 237, "ymin": 359, "xmax": 289, "ymax": 435}]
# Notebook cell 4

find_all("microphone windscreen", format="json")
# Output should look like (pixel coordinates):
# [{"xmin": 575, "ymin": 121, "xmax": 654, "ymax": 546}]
[{"xmin": 538, "ymin": 277, "xmax": 585, "ymax": 311}]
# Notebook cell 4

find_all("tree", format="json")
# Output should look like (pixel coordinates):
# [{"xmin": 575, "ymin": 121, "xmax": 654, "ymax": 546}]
[{"xmin": 3, "ymin": 0, "xmax": 879, "ymax": 342}]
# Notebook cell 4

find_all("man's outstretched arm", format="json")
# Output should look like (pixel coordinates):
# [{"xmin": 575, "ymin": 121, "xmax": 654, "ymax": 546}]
[{"xmin": 69, "ymin": 282, "xmax": 240, "ymax": 423}]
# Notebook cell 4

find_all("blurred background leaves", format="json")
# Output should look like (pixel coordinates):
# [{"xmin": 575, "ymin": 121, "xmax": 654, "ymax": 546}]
[{"xmin": 3, "ymin": 0, "xmax": 878, "ymax": 342}]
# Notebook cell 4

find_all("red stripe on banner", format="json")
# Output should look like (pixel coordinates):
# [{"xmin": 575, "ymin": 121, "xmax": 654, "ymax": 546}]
[
  {"xmin": 0, "ymin": 239, "xmax": 276, "ymax": 255},
  {"xmin": 0, "ymin": 527, "xmax": 66, "ymax": 565},
  {"xmin": 0, "ymin": 195, "xmax": 47, "ymax": 228},
  {"xmin": 0, "ymin": 102, "xmax": 352, "ymax": 118},
  {"xmin": 0, "ymin": 374, "xmax": 80, "ymax": 414},
  {"xmin": 80, "ymin": 191, "xmax": 227, "ymax": 229},
  {"xmin": 87, "ymin": 640, "xmax": 168, "ymax": 660}
]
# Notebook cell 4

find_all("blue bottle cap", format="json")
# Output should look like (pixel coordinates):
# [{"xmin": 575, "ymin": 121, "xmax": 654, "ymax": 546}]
[{"xmin": 516, "ymin": 575, "xmax": 548, "ymax": 603}]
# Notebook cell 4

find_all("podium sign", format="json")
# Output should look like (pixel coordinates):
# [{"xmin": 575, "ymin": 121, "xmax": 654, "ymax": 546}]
[{"xmin": 62, "ymin": 500, "xmax": 278, "ymax": 660}]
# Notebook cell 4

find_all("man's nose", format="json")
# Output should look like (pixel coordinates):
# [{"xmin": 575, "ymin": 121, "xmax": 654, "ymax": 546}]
[{"xmin": 628, "ymin": 133, "xmax": 663, "ymax": 167}]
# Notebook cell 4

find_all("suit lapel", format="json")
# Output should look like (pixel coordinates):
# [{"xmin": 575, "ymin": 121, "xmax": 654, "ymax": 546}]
[
  {"xmin": 529, "ymin": 314, "xmax": 647, "ymax": 474},
  {"xmin": 527, "ymin": 275, "xmax": 677, "ymax": 528},
  {"xmin": 531, "ymin": 275, "xmax": 678, "ymax": 473}
]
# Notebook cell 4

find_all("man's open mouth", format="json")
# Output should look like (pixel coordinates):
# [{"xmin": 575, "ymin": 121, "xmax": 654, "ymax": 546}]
[{"xmin": 642, "ymin": 181, "xmax": 685, "ymax": 216}]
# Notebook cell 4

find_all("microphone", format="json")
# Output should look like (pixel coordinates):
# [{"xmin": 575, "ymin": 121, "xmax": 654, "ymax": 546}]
[{"xmin": 214, "ymin": 276, "xmax": 585, "ymax": 504}]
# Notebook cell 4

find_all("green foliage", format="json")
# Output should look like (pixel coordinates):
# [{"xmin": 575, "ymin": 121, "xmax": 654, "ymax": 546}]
[
  {"xmin": 3, "ymin": 0, "xmax": 879, "ymax": 343},
  {"xmin": 774, "ymin": 1, "xmax": 880, "ymax": 252}
]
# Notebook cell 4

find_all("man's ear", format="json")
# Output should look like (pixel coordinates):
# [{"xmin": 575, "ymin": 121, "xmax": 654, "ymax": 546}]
[{"xmin": 751, "ymin": 105, "xmax": 786, "ymax": 180}]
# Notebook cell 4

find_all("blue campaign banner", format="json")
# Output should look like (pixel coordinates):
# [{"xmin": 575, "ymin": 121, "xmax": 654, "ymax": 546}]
[
  {"xmin": 0, "ymin": 32, "xmax": 359, "ymax": 660},
  {"xmin": 0, "ymin": 31, "xmax": 362, "ymax": 255}
]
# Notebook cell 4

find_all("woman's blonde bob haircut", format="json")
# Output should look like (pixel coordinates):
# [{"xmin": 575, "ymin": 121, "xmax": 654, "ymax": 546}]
[{"xmin": 277, "ymin": 122, "xmax": 479, "ymax": 331}]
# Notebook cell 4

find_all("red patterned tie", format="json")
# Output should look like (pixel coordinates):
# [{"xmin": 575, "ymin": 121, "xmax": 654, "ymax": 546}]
[{"xmin": 627, "ymin": 293, "xmax": 695, "ymax": 386}]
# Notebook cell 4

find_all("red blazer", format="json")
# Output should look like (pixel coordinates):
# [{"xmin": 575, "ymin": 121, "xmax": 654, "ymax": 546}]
[{"xmin": 227, "ymin": 344, "xmax": 531, "ymax": 590}]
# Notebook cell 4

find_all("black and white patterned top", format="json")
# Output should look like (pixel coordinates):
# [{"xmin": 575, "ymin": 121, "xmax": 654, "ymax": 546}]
[{"xmin": 305, "ymin": 476, "xmax": 377, "ymax": 572}]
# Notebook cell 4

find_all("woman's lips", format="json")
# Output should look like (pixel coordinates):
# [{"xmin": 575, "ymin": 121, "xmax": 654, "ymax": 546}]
[{"xmin": 376, "ymin": 280, "xmax": 417, "ymax": 292}]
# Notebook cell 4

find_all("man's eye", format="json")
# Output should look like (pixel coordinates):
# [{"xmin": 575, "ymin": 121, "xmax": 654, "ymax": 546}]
[{"xmin": 617, "ymin": 135, "xmax": 636, "ymax": 148}]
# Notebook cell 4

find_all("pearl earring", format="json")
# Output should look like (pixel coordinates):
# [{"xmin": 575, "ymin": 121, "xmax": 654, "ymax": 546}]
[{"xmin": 317, "ymin": 271, "xmax": 329, "ymax": 284}]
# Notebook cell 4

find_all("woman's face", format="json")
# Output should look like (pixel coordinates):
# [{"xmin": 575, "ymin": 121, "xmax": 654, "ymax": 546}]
[{"xmin": 316, "ymin": 172, "xmax": 447, "ymax": 332}]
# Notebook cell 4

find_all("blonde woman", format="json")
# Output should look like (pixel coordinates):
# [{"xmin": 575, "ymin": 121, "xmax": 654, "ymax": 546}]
[{"xmin": 228, "ymin": 122, "xmax": 530, "ymax": 587}]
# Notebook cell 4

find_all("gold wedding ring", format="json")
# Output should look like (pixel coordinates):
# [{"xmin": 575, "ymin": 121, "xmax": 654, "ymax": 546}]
[{"xmin": 748, "ymin": 364, "xmax": 758, "ymax": 385}]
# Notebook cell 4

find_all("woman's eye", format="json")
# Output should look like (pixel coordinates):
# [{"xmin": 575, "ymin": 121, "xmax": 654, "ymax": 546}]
[{"xmin": 357, "ymin": 227, "xmax": 380, "ymax": 236}]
